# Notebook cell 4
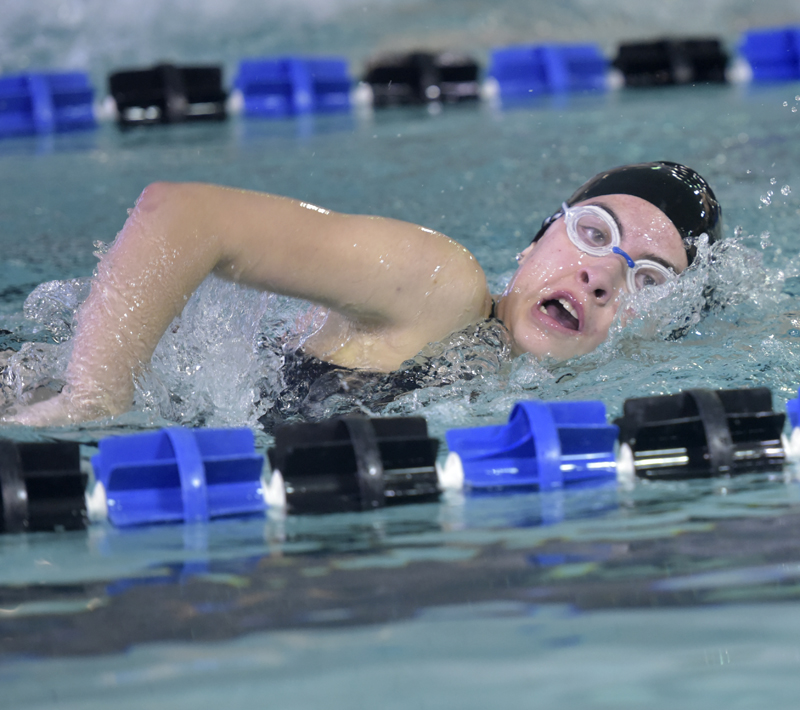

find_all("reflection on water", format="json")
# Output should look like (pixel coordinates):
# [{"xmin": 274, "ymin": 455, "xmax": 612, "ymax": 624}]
[{"xmin": 2, "ymin": 471, "xmax": 800, "ymax": 658}]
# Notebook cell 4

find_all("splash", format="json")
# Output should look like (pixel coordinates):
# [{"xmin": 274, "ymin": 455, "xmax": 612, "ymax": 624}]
[
  {"xmin": 23, "ymin": 277, "xmax": 92, "ymax": 343},
  {"xmin": 383, "ymin": 232, "xmax": 797, "ymax": 434},
  {"xmin": 0, "ymin": 233, "xmax": 794, "ymax": 434},
  {"xmin": 517, "ymin": 232, "xmax": 799, "ymax": 418},
  {"xmin": 133, "ymin": 277, "xmax": 301, "ymax": 429},
  {"xmin": 0, "ymin": 278, "xmax": 89, "ymax": 411}
]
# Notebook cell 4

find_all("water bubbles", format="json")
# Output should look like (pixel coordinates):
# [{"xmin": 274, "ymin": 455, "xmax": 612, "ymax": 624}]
[
  {"xmin": 762, "ymin": 179, "xmax": 793, "ymax": 205},
  {"xmin": 92, "ymin": 240, "xmax": 110, "ymax": 260},
  {"xmin": 544, "ymin": 235, "xmax": 796, "ymax": 414},
  {"xmin": 0, "ymin": 223, "xmax": 792, "ymax": 434},
  {"xmin": 134, "ymin": 277, "xmax": 288, "ymax": 428},
  {"xmin": 1, "ymin": 343, "xmax": 68, "ymax": 408},
  {"xmin": 23, "ymin": 278, "xmax": 91, "ymax": 342}
]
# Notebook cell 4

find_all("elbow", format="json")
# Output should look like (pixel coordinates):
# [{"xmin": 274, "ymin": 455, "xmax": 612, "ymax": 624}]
[
  {"xmin": 134, "ymin": 181, "xmax": 193, "ymax": 214},
  {"xmin": 125, "ymin": 181, "xmax": 210, "ymax": 242},
  {"xmin": 119, "ymin": 181, "xmax": 222, "ymax": 276},
  {"xmin": 105, "ymin": 181, "xmax": 214, "ymax": 271}
]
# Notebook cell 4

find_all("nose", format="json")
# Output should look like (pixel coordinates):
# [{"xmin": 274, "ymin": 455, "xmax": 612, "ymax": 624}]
[{"xmin": 577, "ymin": 258, "xmax": 626, "ymax": 305}]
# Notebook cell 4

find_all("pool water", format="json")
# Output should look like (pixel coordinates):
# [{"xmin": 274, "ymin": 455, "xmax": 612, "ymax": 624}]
[
  {"xmin": 5, "ymin": 0, "xmax": 800, "ymax": 706},
  {"xmin": 3, "ymin": 84, "xmax": 800, "ymax": 436},
  {"xmin": 5, "ymin": 472, "xmax": 800, "ymax": 708}
]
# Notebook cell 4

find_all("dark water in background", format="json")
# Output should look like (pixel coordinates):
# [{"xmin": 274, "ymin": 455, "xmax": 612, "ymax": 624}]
[{"xmin": 1, "ymin": 0, "xmax": 799, "ymax": 82}]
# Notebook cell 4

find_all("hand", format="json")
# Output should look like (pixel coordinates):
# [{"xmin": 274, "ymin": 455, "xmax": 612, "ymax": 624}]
[{"xmin": 1, "ymin": 390, "xmax": 115, "ymax": 427}]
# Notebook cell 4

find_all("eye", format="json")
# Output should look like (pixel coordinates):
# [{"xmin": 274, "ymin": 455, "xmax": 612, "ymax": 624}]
[
  {"xmin": 575, "ymin": 216, "xmax": 612, "ymax": 246},
  {"xmin": 633, "ymin": 265, "xmax": 670, "ymax": 290}
]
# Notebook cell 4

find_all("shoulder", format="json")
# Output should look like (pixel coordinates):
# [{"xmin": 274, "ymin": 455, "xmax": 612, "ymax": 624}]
[{"xmin": 305, "ymin": 236, "xmax": 492, "ymax": 371}]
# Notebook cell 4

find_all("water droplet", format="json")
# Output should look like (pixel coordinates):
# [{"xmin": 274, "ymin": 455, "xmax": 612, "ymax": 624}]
[
  {"xmin": 770, "ymin": 177, "xmax": 778, "ymax": 185},
  {"xmin": 782, "ymin": 185, "xmax": 792, "ymax": 196},
  {"xmin": 794, "ymin": 106, "xmax": 799, "ymax": 113},
  {"xmin": 784, "ymin": 101, "xmax": 789, "ymax": 107},
  {"xmin": 760, "ymin": 194, "xmax": 772, "ymax": 206}
]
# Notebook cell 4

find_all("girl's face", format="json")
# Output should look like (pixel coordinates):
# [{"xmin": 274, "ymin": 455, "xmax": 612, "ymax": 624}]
[{"xmin": 497, "ymin": 194, "xmax": 689, "ymax": 360}]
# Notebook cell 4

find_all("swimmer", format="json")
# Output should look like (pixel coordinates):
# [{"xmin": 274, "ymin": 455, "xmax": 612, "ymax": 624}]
[{"xmin": 3, "ymin": 161, "xmax": 721, "ymax": 427}]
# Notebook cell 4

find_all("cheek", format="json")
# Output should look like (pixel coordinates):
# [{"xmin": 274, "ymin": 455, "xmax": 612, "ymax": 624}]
[
  {"xmin": 515, "ymin": 245, "xmax": 579, "ymax": 291},
  {"xmin": 591, "ymin": 296, "xmax": 623, "ymax": 332}
]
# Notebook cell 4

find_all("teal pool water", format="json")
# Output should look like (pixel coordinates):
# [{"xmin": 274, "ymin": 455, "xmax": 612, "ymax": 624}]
[
  {"xmin": 4, "ymin": 472, "xmax": 800, "ymax": 708},
  {"xmin": 2, "ymin": 83, "xmax": 800, "ymax": 435},
  {"xmin": 4, "ymin": 0, "xmax": 800, "ymax": 704}
]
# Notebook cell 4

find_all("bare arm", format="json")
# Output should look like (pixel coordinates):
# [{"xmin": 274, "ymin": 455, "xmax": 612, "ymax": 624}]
[{"xmin": 7, "ymin": 182, "xmax": 489, "ymax": 425}]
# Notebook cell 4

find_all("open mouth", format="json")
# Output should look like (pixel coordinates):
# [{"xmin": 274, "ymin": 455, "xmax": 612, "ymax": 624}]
[{"xmin": 539, "ymin": 297, "xmax": 580, "ymax": 331}]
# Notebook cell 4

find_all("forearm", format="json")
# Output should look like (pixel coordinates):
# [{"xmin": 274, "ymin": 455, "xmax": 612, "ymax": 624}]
[
  {"xmin": 64, "ymin": 182, "xmax": 223, "ymax": 415},
  {"xmin": 9, "ymin": 181, "xmax": 488, "ymax": 425}
]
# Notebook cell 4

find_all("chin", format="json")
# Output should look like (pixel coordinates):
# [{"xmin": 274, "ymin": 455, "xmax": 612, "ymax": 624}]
[{"xmin": 512, "ymin": 331, "xmax": 605, "ymax": 361}]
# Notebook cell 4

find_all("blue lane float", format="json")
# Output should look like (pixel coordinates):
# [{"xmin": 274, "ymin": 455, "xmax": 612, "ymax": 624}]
[
  {"xmin": 785, "ymin": 388, "xmax": 800, "ymax": 460},
  {"xmin": 0, "ymin": 384, "xmax": 795, "ymax": 535},
  {"xmin": 0, "ymin": 72, "xmax": 95, "ymax": 138},
  {"xmin": 90, "ymin": 428, "xmax": 266, "ymax": 527},
  {"xmin": 739, "ymin": 27, "xmax": 800, "ymax": 82},
  {"xmin": 487, "ymin": 44, "xmax": 609, "ymax": 100},
  {"xmin": 233, "ymin": 57, "xmax": 352, "ymax": 117},
  {"xmin": 441, "ymin": 400, "xmax": 618, "ymax": 492},
  {"xmin": 787, "ymin": 389, "xmax": 800, "ymax": 430}
]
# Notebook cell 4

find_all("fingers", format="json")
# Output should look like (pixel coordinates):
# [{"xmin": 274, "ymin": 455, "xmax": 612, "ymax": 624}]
[{"xmin": 1, "ymin": 395, "xmax": 87, "ymax": 427}]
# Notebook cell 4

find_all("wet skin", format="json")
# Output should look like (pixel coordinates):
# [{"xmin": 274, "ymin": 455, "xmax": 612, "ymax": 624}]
[
  {"xmin": 2, "ymin": 186, "xmax": 690, "ymax": 427},
  {"xmin": 496, "ymin": 194, "xmax": 689, "ymax": 360}
]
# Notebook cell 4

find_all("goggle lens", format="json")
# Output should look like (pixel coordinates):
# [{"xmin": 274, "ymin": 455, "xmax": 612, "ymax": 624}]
[
  {"xmin": 574, "ymin": 213, "xmax": 616, "ymax": 249},
  {"xmin": 627, "ymin": 263, "xmax": 673, "ymax": 292},
  {"xmin": 565, "ymin": 207, "xmax": 619, "ymax": 256},
  {"xmin": 561, "ymin": 204, "xmax": 676, "ymax": 293}
]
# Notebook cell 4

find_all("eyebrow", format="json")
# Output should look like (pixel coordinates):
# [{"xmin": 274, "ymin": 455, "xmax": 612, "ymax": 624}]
[
  {"xmin": 591, "ymin": 200, "xmax": 682, "ymax": 274},
  {"xmin": 636, "ymin": 252, "xmax": 680, "ymax": 273},
  {"xmin": 593, "ymin": 201, "xmax": 624, "ymax": 238}
]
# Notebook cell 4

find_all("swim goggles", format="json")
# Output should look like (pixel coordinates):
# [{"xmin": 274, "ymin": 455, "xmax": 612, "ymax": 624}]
[{"xmin": 551, "ymin": 203, "xmax": 676, "ymax": 293}]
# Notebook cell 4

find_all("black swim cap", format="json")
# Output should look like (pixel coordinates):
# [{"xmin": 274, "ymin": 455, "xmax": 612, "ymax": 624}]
[{"xmin": 533, "ymin": 161, "xmax": 722, "ymax": 264}]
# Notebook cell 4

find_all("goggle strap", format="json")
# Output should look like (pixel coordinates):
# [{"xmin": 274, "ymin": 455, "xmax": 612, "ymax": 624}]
[{"xmin": 541, "ymin": 203, "xmax": 568, "ymax": 231}]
